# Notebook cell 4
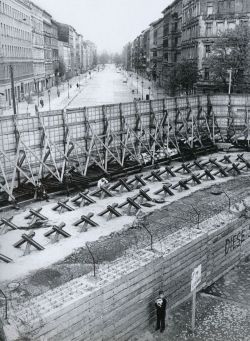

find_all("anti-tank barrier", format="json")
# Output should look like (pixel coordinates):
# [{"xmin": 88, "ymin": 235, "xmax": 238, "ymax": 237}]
[{"xmin": 0, "ymin": 94, "xmax": 249, "ymax": 201}]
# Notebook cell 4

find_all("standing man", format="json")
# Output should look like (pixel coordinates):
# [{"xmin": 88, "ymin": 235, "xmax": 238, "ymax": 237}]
[
  {"xmin": 40, "ymin": 98, "xmax": 44, "ymax": 108},
  {"xmin": 155, "ymin": 290, "xmax": 167, "ymax": 333}
]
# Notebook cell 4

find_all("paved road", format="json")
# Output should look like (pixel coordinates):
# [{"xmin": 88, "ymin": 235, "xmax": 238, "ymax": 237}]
[
  {"xmin": 1, "ymin": 64, "xmax": 167, "ymax": 116},
  {"xmin": 67, "ymin": 64, "xmax": 134, "ymax": 107}
]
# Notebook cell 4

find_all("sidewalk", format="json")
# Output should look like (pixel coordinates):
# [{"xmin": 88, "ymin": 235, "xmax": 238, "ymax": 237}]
[
  {"xmin": 1, "ymin": 71, "xmax": 96, "ymax": 116},
  {"xmin": 122, "ymin": 70, "xmax": 168, "ymax": 101}
]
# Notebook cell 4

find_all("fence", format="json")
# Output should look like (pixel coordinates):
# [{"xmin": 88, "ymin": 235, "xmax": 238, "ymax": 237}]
[{"xmin": 0, "ymin": 94, "xmax": 250, "ymax": 199}]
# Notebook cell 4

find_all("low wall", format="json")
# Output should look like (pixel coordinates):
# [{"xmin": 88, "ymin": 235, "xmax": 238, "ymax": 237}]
[{"xmin": 6, "ymin": 215, "xmax": 247, "ymax": 341}]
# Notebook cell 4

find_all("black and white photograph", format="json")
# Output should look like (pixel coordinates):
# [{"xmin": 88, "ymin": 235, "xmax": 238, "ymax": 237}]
[{"xmin": 1, "ymin": 0, "xmax": 250, "ymax": 340}]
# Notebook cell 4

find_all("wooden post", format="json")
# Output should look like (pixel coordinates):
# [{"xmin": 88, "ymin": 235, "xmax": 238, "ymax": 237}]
[
  {"xmin": 212, "ymin": 110, "xmax": 215, "ymax": 143},
  {"xmin": 192, "ymin": 289, "xmax": 196, "ymax": 332},
  {"xmin": 191, "ymin": 264, "xmax": 201, "ymax": 333},
  {"xmin": 191, "ymin": 110, "xmax": 194, "ymax": 149},
  {"xmin": 119, "ymin": 103, "xmax": 124, "ymax": 163},
  {"xmin": 247, "ymin": 103, "xmax": 249, "ymax": 149}
]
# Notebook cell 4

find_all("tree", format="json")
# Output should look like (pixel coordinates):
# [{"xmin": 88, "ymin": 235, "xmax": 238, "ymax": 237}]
[
  {"xmin": 58, "ymin": 57, "xmax": 66, "ymax": 78},
  {"xmin": 205, "ymin": 24, "xmax": 250, "ymax": 93},
  {"xmin": 112, "ymin": 53, "xmax": 122, "ymax": 65},
  {"xmin": 98, "ymin": 51, "xmax": 110, "ymax": 64},
  {"xmin": 92, "ymin": 52, "xmax": 98, "ymax": 67},
  {"xmin": 169, "ymin": 59, "xmax": 200, "ymax": 96}
]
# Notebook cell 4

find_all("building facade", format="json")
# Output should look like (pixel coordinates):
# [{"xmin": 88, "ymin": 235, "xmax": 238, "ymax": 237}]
[
  {"xmin": 42, "ymin": 10, "xmax": 54, "ymax": 88},
  {"xmin": 51, "ymin": 19, "xmax": 59, "ymax": 81},
  {"xmin": 122, "ymin": 42, "xmax": 132, "ymax": 71},
  {"xmin": 149, "ymin": 18, "xmax": 164, "ymax": 85},
  {"xmin": 0, "ymin": 1, "xmax": 96, "ymax": 110},
  {"xmin": 197, "ymin": 0, "xmax": 250, "ymax": 92},
  {"xmin": 84, "ymin": 40, "xmax": 97, "ymax": 70},
  {"xmin": 0, "ymin": 0, "xmax": 33, "ymax": 107},
  {"xmin": 123, "ymin": 0, "xmax": 250, "ymax": 94},
  {"xmin": 30, "ymin": 1, "xmax": 45, "ymax": 93},
  {"xmin": 162, "ymin": 0, "xmax": 182, "ymax": 90}
]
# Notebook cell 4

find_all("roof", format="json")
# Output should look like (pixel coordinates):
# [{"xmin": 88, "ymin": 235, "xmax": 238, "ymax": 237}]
[
  {"xmin": 162, "ymin": 0, "xmax": 182, "ymax": 15},
  {"xmin": 149, "ymin": 17, "xmax": 164, "ymax": 27}
]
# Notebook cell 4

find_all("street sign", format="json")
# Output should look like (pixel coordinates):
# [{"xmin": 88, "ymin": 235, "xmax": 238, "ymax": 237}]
[{"xmin": 191, "ymin": 264, "xmax": 201, "ymax": 292}]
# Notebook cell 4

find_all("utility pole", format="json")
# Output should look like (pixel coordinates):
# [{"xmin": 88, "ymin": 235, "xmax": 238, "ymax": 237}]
[
  {"xmin": 228, "ymin": 69, "xmax": 232, "ymax": 95},
  {"xmin": 10, "ymin": 65, "xmax": 17, "ymax": 116}
]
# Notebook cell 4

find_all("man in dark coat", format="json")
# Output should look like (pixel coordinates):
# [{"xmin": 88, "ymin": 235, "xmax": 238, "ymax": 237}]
[
  {"xmin": 155, "ymin": 290, "xmax": 167, "ymax": 333},
  {"xmin": 39, "ymin": 98, "xmax": 44, "ymax": 107}
]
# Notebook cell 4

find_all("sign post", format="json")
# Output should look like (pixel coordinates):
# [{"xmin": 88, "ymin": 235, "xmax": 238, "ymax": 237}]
[{"xmin": 191, "ymin": 264, "xmax": 201, "ymax": 333}]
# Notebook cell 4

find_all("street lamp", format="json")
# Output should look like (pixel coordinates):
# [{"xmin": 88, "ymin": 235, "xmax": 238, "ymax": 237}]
[
  {"xmin": 48, "ymin": 89, "xmax": 51, "ymax": 111},
  {"xmin": 9, "ymin": 65, "xmax": 17, "ymax": 116},
  {"xmin": 67, "ymin": 80, "xmax": 70, "ymax": 99},
  {"xmin": 136, "ymin": 76, "xmax": 139, "ymax": 94},
  {"xmin": 141, "ymin": 80, "xmax": 144, "ymax": 100}
]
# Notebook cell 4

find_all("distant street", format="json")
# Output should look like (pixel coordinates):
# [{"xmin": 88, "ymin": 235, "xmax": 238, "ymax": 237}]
[
  {"xmin": 67, "ymin": 64, "xmax": 134, "ymax": 108},
  {"xmin": 1, "ymin": 64, "xmax": 167, "ymax": 116}
]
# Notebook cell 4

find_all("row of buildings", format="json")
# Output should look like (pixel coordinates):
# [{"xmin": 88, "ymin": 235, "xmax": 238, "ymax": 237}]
[
  {"xmin": 0, "ymin": 0, "xmax": 97, "ymax": 107},
  {"xmin": 123, "ymin": 0, "xmax": 250, "ymax": 94}
]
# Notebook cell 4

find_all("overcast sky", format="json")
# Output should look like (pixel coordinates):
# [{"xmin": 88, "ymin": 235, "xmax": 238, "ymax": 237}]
[{"xmin": 34, "ymin": 0, "xmax": 172, "ymax": 53}]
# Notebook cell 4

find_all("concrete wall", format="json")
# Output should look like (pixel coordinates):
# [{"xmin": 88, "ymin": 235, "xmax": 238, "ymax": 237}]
[
  {"xmin": 0, "ymin": 318, "xmax": 7, "ymax": 341},
  {"xmin": 17, "ymin": 216, "xmax": 249, "ymax": 341}
]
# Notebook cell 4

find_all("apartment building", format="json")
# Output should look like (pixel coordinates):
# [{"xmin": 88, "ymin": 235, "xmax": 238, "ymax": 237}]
[
  {"xmin": 124, "ymin": 0, "xmax": 250, "ymax": 94},
  {"xmin": 30, "ymin": 1, "xmax": 45, "ymax": 93},
  {"xmin": 161, "ymin": 0, "xmax": 182, "ymax": 89},
  {"xmin": 122, "ymin": 42, "xmax": 132, "ymax": 71},
  {"xmin": 0, "ymin": 0, "xmax": 33, "ymax": 106},
  {"xmin": 0, "ymin": 1, "xmax": 96, "ymax": 110},
  {"xmin": 149, "ymin": 18, "xmax": 164, "ymax": 85},
  {"xmin": 42, "ymin": 10, "xmax": 54, "ymax": 88},
  {"xmin": 51, "ymin": 19, "xmax": 59, "ymax": 81}
]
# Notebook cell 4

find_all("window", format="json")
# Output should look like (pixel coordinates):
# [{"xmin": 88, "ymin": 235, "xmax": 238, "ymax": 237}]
[
  {"xmin": 205, "ymin": 44, "xmax": 211, "ymax": 57},
  {"xmin": 207, "ymin": 2, "xmax": 213, "ymax": 15},
  {"xmin": 218, "ymin": 1, "xmax": 224, "ymax": 13},
  {"xmin": 164, "ymin": 23, "xmax": 169, "ymax": 35},
  {"xmin": 204, "ymin": 68, "xmax": 210, "ymax": 80},
  {"xmin": 206, "ymin": 22, "xmax": 213, "ymax": 36},
  {"xmin": 174, "ymin": 22, "xmax": 178, "ymax": 32},
  {"xmin": 228, "ymin": 22, "xmax": 235, "ymax": 30},
  {"xmin": 229, "ymin": 0, "xmax": 235, "ymax": 13},
  {"xmin": 217, "ymin": 22, "xmax": 224, "ymax": 34},
  {"xmin": 153, "ymin": 29, "xmax": 157, "ymax": 45}
]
